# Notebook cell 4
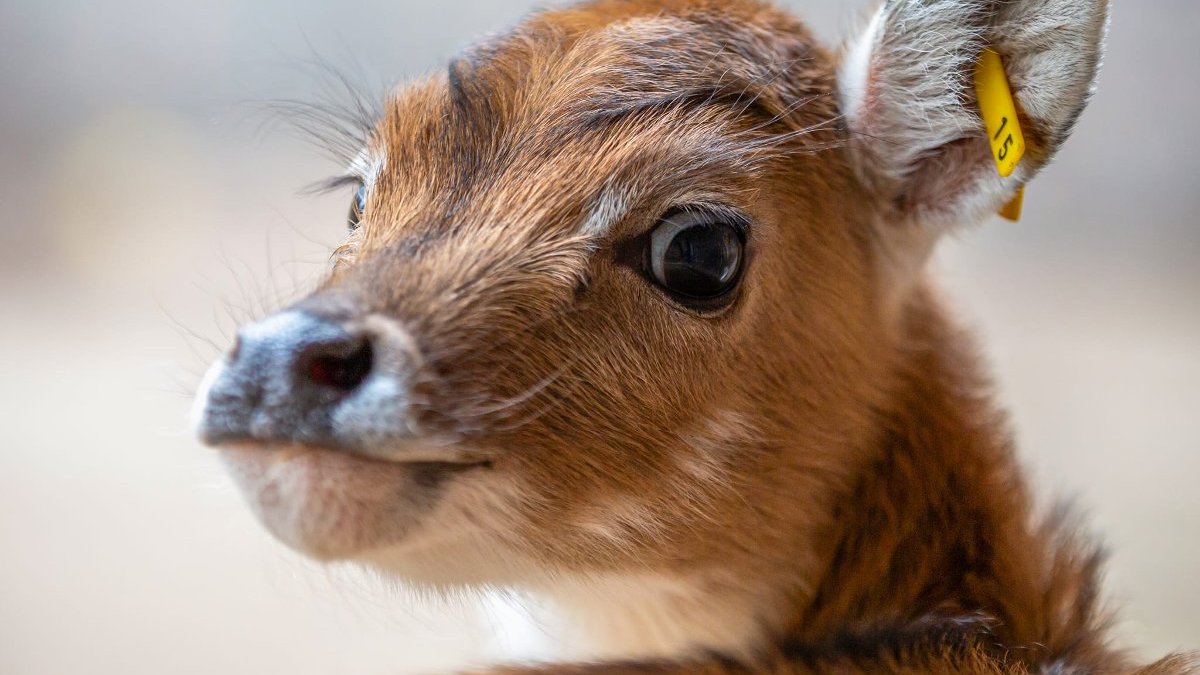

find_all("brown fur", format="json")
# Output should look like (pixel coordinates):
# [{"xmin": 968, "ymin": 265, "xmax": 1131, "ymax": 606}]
[{"xmin": 204, "ymin": 0, "xmax": 1195, "ymax": 672}]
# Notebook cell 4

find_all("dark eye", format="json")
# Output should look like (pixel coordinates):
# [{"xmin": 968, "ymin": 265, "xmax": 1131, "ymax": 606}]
[
  {"xmin": 347, "ymin": 183, "xmax": 367, "ymax": 231},
  {"xmin": 647, "ymin": 209, "xmax": 745, "ymax": 307}
]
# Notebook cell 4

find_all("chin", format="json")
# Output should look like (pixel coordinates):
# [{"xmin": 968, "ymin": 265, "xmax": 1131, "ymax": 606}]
[{"xmin": 217, "ymin": 442, "xmax": 493, "ymax": 562}]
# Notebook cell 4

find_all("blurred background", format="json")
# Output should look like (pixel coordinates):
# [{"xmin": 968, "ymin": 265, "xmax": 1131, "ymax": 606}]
[{"xmin": 0, "ymin": 0, "xmax": 1196, "ymax": 673}]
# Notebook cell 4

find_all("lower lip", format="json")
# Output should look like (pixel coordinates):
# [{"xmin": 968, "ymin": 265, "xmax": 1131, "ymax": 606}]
[{"xmin": 217, "ymin": 443, "xmax": 487, "ymax": 559}]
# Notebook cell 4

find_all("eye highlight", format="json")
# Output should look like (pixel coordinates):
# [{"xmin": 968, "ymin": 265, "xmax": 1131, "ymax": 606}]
[
  {"xmin": 347, "ymin": 182, "xmax": 367, "ymax": 231},
  {"xmin": 646, "ymin": 208, "xmax": 746, "ymax": 309}
]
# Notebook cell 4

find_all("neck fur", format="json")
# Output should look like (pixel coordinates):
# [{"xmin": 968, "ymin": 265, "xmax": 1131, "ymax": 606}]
[{"xmin": 533, "ymin": 572, "xmax": 783, "ymax": 661}]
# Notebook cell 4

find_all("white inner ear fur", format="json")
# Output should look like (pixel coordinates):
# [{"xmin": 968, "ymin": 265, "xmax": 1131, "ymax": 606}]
[{"xmin": 839, "ymin": 6, "xmax": 884, "ymax": 143}]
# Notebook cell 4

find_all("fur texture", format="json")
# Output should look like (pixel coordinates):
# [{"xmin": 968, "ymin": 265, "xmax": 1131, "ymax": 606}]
[{"xmin": 195, "ymin": 0, "xmax": 1195, "ymax": 673}]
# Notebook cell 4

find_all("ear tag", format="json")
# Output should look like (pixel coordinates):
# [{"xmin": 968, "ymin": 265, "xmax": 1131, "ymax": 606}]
[
  {"xmin": 974, "ymin": 48, "xmax": 1027, "ymax": 221},
  {"xmin": 997, "ymin": 186, "xmax": 1024, "ymax": 221}
]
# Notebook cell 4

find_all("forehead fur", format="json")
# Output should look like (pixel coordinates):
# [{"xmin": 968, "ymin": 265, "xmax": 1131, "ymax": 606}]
[
  {"xmin": 354, "ymin": 0, "xmax": 838, "ymax": 250},
  {"xmin": 447, "ymin": 0, "xmax": 833, "ymax": 133}
]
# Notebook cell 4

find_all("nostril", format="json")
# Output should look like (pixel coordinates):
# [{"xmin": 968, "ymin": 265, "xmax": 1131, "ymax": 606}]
[{"xmin": 300, "ymin": 336, "xmax": 374, "ymax": 392}]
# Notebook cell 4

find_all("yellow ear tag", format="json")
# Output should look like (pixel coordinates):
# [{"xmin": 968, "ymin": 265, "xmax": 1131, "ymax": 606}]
[
  {"xmin": 974, "ymin": 48, "xmax": 1026, "ymax": 221},
  {"xmin": 997, "ymin": 185, "xmax": 1024, "ymax": 221}
]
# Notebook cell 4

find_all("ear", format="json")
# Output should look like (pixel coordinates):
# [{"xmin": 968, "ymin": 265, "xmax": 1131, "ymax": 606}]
[{"xmin": 839, "ymin": 0, "xmax": 1109, "ymax": 233}]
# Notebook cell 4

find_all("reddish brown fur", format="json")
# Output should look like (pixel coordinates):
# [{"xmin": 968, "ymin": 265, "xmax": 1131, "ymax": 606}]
[{"xmin": 214, "ymin": 0, "xmax": 1194, "ymax": 672}]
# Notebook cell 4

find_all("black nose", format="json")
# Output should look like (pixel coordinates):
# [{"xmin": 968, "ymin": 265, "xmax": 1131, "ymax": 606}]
[{"xmin": 197, "ymin": 310, "xmax": 377, "ymax": 445}]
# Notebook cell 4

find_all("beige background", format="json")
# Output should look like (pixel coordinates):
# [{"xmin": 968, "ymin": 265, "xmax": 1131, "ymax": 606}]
[{"xmin": 0, "ymin": 1, "xmax": 1196, "ymax": 673}]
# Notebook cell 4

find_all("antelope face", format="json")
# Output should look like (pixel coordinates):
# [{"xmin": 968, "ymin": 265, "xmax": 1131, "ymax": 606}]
[
  {"xmin": 196, "ymin": 2, "xmax": 876, "ymax": 583},
  {"xmin": 195, "ymin": 0, "xmax": 1108, "ymax": 595}
]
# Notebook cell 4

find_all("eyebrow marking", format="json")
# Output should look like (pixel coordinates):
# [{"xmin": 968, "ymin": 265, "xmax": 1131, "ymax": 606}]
[
  {"xmin": 581, "ymin": 182, "xmax": 636, "ymax": 238},
  {"xmin": 348, "ymin": 150, "xmax": 386, "ymax": 185},
  {"xmin": 311, "ymin": 150, "xmax": 387, "ymax": 199}
]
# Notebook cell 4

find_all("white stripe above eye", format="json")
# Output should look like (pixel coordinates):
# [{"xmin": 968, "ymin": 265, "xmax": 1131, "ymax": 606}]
[
  {"xmin": 348, "ymin": 150, "xmax": 386, "ymax": 188},
  {"xmin": 580, "ymin": 183, "xmax": 635, "ymax": 238}
]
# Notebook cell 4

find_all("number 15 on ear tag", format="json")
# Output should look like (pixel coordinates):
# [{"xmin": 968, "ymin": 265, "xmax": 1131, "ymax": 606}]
[
  {"xmin": 975, "ymin": 49, "xmax": 1027, "ymax": 220},
  {"xmin": 975, "ymin": 49, "xmax": 1026, "ymax": 177}
]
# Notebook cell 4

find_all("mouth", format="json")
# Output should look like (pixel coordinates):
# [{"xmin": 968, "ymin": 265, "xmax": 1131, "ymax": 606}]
[{"xmin": 217, "ymin": 441, "xmax": 491, "ymax": 560}]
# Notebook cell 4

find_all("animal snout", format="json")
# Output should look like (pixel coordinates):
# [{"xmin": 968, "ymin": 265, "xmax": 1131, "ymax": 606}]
[{"xmin": 195, "ymin": 309, "xmax": 412, "ymax": 449}]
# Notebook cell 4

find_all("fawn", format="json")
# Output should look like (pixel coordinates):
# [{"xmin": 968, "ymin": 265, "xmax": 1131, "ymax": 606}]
[{"xmin": 195, "ymin": 0, "xmax": 1195, "ymax": 672}]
